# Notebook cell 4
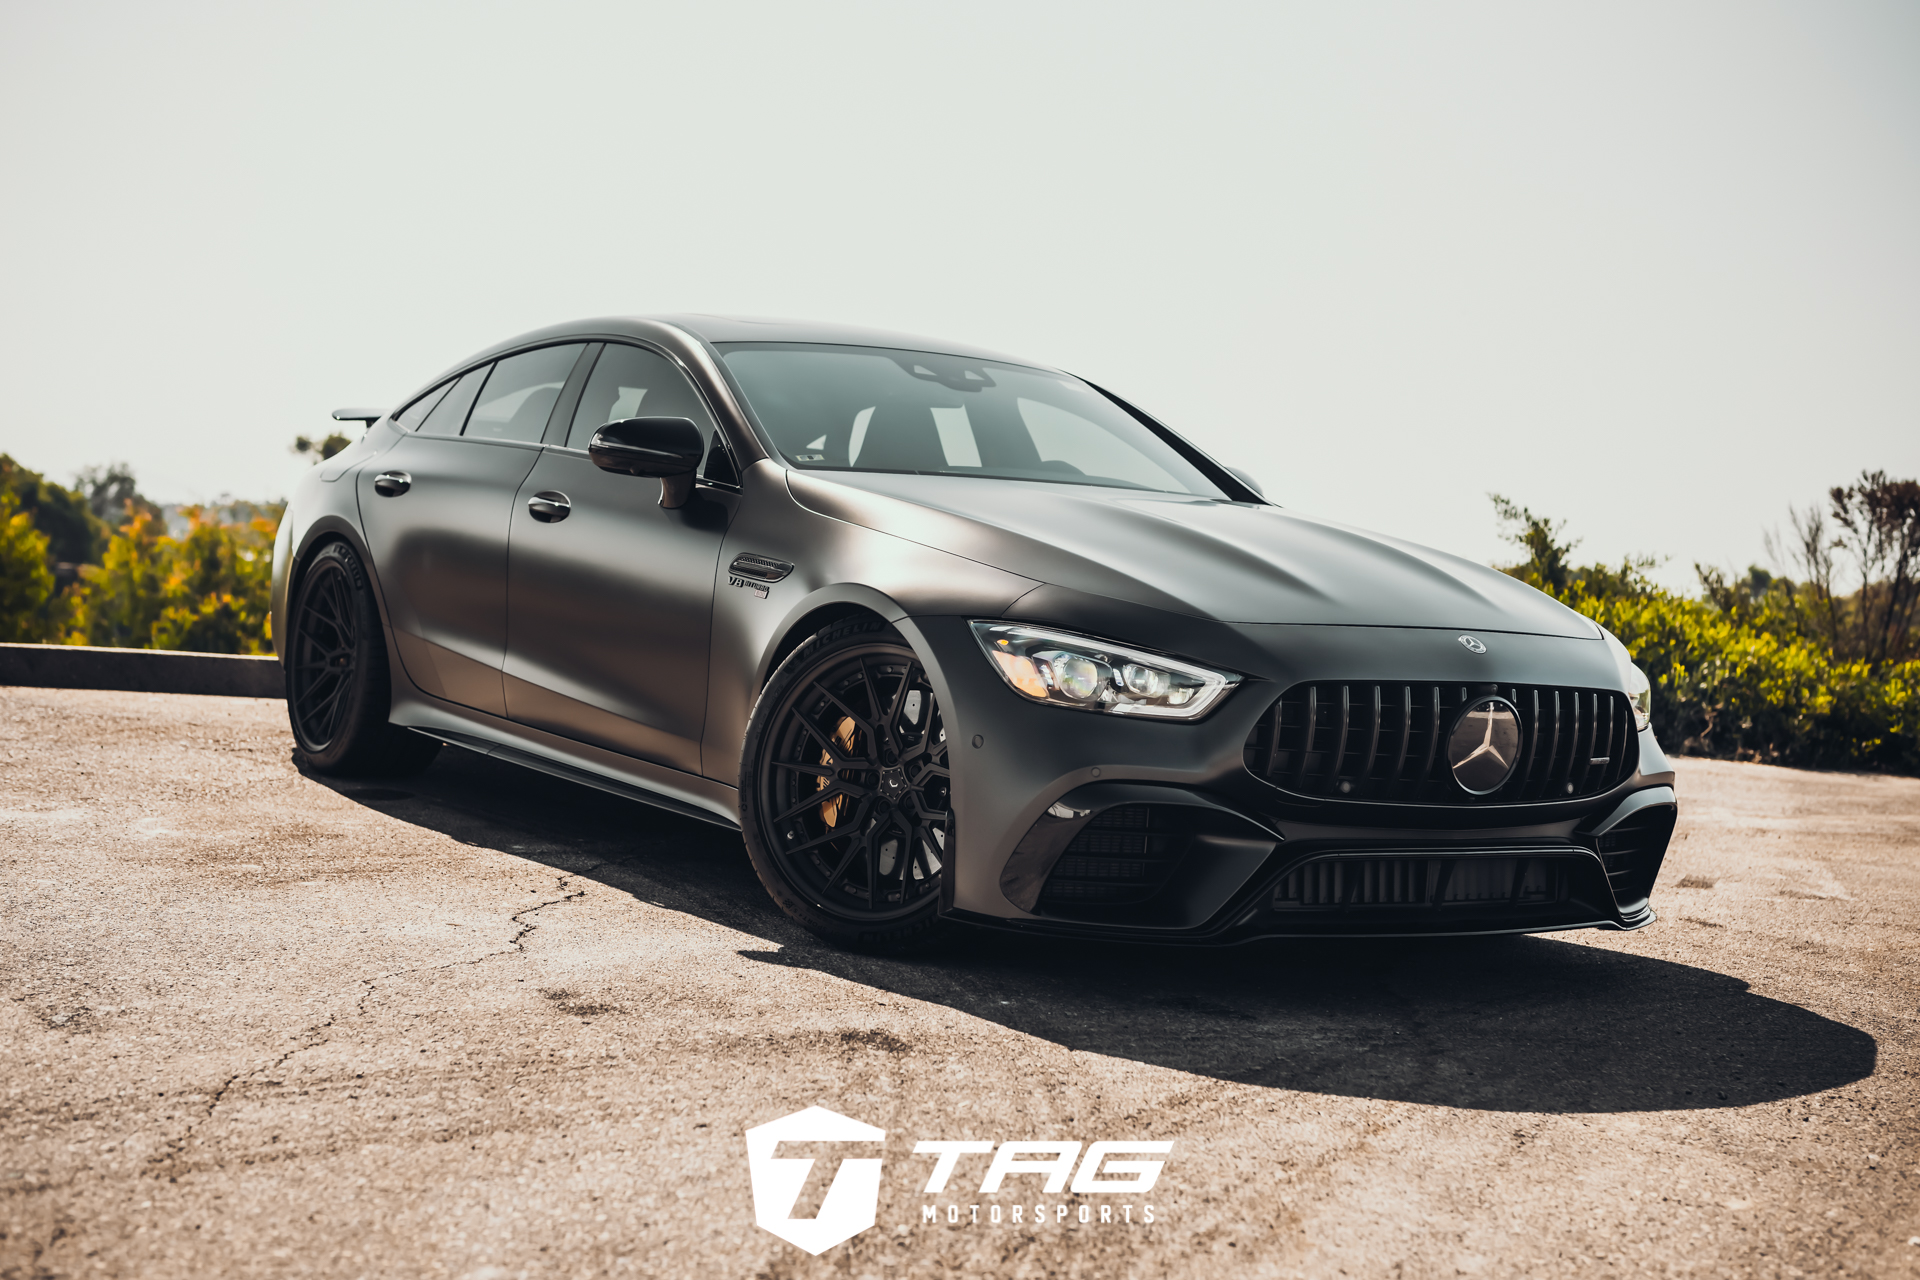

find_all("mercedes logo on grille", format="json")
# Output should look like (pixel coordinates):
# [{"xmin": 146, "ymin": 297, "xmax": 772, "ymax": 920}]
[
  {"xmin": 1446, "ymin": 696, "xmax": 1522, "ymax": 795},
  {"xmin": 1457, "ymin": 635, "xmax": 1487, "ymax": 654}
]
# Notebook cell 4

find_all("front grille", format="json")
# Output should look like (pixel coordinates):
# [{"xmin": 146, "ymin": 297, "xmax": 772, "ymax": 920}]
[
  {"xmin": 1036, "ymin": 805, "xmax": 1183, "ymax": 909},
  {"xmin": 1244, "ymin": 682, "xmax": 1638, "ymax": 805},
  {"xmin": 1271, "ymin": 855, "xmax": 1572, "ymax": 911}
]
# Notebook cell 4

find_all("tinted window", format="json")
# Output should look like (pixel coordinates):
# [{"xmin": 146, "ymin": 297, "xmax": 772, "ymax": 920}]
[
  {"xmin": 395, "ymin": 382, "xmax": 451, "ymax": 430},
  {"xmin": 717, "ymin": 343, "xmax": 1225, "ymax": 497},
  {"xmin": 466, "ymin": 345, "xmax": 586, "ymax": 443},
  {"xmin": 566, "ymin": 344, "xmax": 716, "ymax": 452},
  {"xmin": 417, "ymin": 366, "xmax": 487, "ymax": 436}
]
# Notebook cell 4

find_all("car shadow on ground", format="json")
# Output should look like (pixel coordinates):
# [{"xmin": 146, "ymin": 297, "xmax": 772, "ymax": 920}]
[{"xmin": 320, "ymin": 745, "xmax": 1876, "ymax": 1116}]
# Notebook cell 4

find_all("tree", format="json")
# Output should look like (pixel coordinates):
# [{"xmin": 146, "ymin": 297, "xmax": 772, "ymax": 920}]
[
  {"xmin": 75, "ymin": 463, "xmax": 163, "ymax": 529},
  {"xmin": 65, "ymin": 504, "xmax": 277, "ymax": 654},
  {"xmin": 1829, "ymin": 470, "xmax": 1920, "ymax": 667},
  {"xmin": 0, "ymin": 487, "xmax": 57, "ymax": 642},
  {"xmin": 147, "ymin": 506, "xmax": 276, "ymax": 654},
  {"xmin": 69, "ymin": 508, "xmax": 173, "ymax": 649},
  {"xmin": 1489, "ymin": 494, "xmax": 1577, "ymax": 596},
  {"xmin": 292, "ymin": 432, "xmax": 353, "ymax": 463},
  {"xmin": 0, "ymin": 454, "xmax": 105, "ymax": 570}
]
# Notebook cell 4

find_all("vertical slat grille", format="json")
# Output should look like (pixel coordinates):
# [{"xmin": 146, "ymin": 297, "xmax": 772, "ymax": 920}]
[{"xmin": 1245, "ymin": 681, "xmax": 1639, "ymax": 805}]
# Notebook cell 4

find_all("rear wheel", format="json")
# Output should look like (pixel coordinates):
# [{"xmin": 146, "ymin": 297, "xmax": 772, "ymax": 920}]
[
  {"xmin": 285, "ymin": 541, "xmax": 440, "ymax": 778},
  {"xmin": 741, "ymin": 619, "xmax": 951, "ymax": 952}
]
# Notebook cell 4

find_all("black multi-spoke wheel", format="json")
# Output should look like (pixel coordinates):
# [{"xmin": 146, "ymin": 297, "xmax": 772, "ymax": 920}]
[
  {"xmin": 285, "ymin": 541, "xmax": 440, "ymax": 778},
  {"xmin": 741, "ymin": 618, "xmax": 951, "ymax": 951}
]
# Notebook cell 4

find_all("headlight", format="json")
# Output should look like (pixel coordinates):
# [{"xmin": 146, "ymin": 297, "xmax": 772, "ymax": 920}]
[
  {"xmin": 1601, "ymin": 627, "xmax": 1653, "ymax": 731},
  {"xmin": 970, "ymin": 621, "xmax": 1239, "ymax": 720},
  {"xmin": 1625, "ymin": 661, "xmax": 1652, "ymax": 732}
]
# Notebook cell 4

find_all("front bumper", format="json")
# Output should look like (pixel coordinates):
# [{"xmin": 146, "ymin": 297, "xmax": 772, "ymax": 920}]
[{"xmin": 902, "ymin": 611, "xmax": 1678, "ymax": 944}]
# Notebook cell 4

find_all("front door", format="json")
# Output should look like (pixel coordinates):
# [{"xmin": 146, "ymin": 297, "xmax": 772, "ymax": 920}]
[
  {"xmin": 358, "ymin": 344, "xmax": 587, "ymax": 716},
  {"xmin": 503, "ymin": 342, "xmax": 734, "ymax": 775}
]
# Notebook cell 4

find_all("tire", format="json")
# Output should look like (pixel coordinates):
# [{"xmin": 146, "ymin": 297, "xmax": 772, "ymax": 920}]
[
  {"xmin": 284, "ymin": 540, "xmax": 441, "ymax": 779},
  {"xmin": 741, "ymin": 618, "xmax": 952, "ymax": 952}
]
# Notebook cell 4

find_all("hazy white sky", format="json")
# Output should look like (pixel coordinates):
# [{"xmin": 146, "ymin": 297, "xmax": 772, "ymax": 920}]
[{"xmin": 2, "ymin": 1, "xmax": 1915, "ymax": 589}]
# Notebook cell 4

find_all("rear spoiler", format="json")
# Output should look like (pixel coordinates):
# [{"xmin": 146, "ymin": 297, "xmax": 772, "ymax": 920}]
[{"xmin": 330, "ymin": 407, "xmax": 386, "ymax": 425}]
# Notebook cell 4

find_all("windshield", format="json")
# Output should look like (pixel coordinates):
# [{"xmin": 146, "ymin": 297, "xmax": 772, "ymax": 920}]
[{"xmin": 717, "ymin": 343, "xmax": 1227, "ymax": 498}]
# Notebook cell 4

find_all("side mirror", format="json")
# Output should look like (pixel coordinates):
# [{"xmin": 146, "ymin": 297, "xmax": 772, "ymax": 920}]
[
  {"xmin": 589, "ymin": 417, "xmax": 706, "ymax": 509},
  {"xmin": 1225, "ymin": 466, "xmax": 1265, "ymax": 499}
]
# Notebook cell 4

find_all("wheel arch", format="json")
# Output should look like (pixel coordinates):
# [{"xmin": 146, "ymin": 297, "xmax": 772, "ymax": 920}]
[
  {"xmin": 754, "ymin": 583, "xmax": 911, "ymax": 696},
  {"xmin": 282, "ymin": 515, "xmax": 412, "ymax": 714}
]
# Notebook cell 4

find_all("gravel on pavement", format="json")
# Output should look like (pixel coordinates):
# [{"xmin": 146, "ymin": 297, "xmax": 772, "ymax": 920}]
[{"xmin": 1, "ymin": 687, "xmax": 1916, "ymax": 1278}]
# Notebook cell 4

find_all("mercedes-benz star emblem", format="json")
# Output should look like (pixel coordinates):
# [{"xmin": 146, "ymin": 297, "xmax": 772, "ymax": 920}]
[
  {"xmin": 1446, "ymin": 696, "xmax": 1522, "ymax": 794},
  {"xmin": 1458, "ymin": 635, "xmax": 1487, "ymax": 654}
]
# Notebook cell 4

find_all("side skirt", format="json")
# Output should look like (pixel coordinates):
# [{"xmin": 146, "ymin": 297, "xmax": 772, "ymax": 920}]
[{"xmin": 393, "ymin": 695, "xmax": 742, "ymax": 830}]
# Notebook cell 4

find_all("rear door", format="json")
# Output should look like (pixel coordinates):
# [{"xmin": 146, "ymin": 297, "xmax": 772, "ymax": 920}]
[
  {"xmin": 359, "ymin": 344, "xmax": 589, "ymax": 716},
  {"xmin": 503, "ymin": 341, "xmax": 736, "ymax": 774}
]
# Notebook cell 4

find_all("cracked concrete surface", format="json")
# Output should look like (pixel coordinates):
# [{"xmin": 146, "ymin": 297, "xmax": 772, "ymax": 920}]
[{"xmin": 1, "ymin": 687, "xmax": 1916, "ymax": 1279}]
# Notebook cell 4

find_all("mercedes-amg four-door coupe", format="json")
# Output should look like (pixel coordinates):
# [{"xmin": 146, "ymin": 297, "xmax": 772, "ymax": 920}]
[{"xmin": 272, "ymin": 315, "xmax": 1676, "ymax": 950}]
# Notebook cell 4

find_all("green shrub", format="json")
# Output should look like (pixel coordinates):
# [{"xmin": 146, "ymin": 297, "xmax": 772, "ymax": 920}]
[
  {"xmin": 1494, "ymin": 494, "xmax": 1920, "ymax": 774},
  {"xmin": 67, "ymin": 505, "xmax": 277, "ymax": 655},
  {"xmin": 0, "ymin": 487, "xmax": 59, "ymax": 643}
]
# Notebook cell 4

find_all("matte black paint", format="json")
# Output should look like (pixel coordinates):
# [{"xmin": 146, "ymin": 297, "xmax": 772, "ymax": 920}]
[{"xmin": 273, "ymin": 314, "xmax": 1676, "ymax": 941}]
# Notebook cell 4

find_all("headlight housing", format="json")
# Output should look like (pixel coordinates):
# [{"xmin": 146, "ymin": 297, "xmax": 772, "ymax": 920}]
[
  {"xmin": 970, "ymin": 621, "xmax": 1239, "ymax": 720},
  {"xmin": 1601, "ymin": 627, "xmax": 1653, "ymax": 731},
  {"xmin": 1625, "ymin": 661, "xmax": 1652, "ymax": 732}
]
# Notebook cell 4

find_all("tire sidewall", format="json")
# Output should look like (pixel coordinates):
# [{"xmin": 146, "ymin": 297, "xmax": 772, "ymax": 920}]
[
  {"xmin": 739, "ymin": 619, "xmax": 947, "ymax": 951},
  {"xmin": 286, "ymin": 540, "xmax": 389, "ymax": 772}
]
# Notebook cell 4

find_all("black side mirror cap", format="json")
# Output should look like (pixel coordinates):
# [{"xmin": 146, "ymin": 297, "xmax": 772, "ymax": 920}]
[{"xmin": 589, "ymin": 417, "xmax": 707, "ymax": 508}]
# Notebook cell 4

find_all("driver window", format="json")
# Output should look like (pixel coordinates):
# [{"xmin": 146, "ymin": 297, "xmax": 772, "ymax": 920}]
[{"xmin": 567, "ymin": 343, "xmax": 717, "ymax": 454}]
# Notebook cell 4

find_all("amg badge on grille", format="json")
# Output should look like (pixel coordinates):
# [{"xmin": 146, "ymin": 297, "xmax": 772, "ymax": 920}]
[{"xmin": 1446, "ymin": 697, "xmax": 1522, "ymax": 794}]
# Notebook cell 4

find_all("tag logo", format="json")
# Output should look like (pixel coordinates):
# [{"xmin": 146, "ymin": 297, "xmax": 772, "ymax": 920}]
[
  {"xmin": 1457, "ymin": 634, "xmax": 1487, "ymax": 653},
  {"xmin": 744, "ymin": 1106, "xmax": 886, "ymax": 1255},
  {"xmin": 729, "ymin": 575, "xmax": 770, "ymax": 599},
  {"xmin": 746, "ymin": 1106, "xmax": 1171, "ymax": 1252}
]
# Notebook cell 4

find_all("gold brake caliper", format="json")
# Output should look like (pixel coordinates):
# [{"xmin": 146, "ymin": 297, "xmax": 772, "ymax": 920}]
[{"xmin": 818, "ymin": 715, "xmax": 859, "ymax": 827}]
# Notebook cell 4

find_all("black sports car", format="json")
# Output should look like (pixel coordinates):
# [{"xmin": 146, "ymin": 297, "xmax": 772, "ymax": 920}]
[{"xmin": 272, "ymin": 315, "xmax": 1676, "ymax": 950}]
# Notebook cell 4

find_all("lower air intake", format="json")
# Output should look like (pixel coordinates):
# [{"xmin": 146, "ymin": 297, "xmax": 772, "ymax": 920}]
[
  {"xmin": 1271, "ymin": 855, "xmax": 1571, "ymax": 911},
  {"xmin": 1594, "ymin": 805, "xmax": 1678, "ymax": 906},
  {"xmin": 1035, "ymin": 805, "xmax": 1183, "ymax": 909}
]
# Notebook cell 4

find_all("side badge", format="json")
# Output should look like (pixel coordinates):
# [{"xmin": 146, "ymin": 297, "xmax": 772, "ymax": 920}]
[
  {"xmin": 1458, "ymin": 635, "xmax": 1487, "ymax": 654},
  {"xmin": 728, "ymin": 553, "xmax": 793, "ymax": 601}
]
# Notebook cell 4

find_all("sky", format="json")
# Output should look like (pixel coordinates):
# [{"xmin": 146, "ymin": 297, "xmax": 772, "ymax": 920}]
[{"xmin": 1, "ymin": 0, "xmax": 1915, "ymax": 591}]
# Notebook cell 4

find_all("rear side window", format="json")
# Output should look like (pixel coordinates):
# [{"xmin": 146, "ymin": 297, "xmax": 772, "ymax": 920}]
[
  {"xmin": 466, "ymin": 345, "xmax": 587, "ymax": 443},
  {"xmin": 566, "ymin": 344, "xmax": 716, "ymax": 452},
  {"xmin": 417, "ymin": 367, "xmax": 487, "ymax": 436},
  {"xmin": 395, "ymin": 382, "xmax": 451, "ymax": 430}
]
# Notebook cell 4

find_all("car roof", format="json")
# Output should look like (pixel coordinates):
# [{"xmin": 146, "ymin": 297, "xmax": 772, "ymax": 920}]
[{"xmin": 458, "ymin": 314, "xmax": 1058, "ymax": 374}]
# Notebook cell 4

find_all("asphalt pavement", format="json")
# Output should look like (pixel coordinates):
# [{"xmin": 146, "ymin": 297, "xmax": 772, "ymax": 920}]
[{"xmin": 1, "ymin": 687, "xmax": 1915, "ymax": 1279}]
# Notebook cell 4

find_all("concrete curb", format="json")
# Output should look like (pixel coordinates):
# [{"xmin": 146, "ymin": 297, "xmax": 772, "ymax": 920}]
[{"xmin": 0, "ymin": 643, "xmax": 284, "ymax": 698}]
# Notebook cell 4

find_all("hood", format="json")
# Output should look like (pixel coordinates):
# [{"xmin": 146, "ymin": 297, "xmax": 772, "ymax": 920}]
[{"xmin": 786, "ymin": 470, "xmax": 1595, "ymax": 639}]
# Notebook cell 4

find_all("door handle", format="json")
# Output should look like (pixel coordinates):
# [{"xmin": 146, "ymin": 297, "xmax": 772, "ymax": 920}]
[
  {"xmin": 527, "ymin": 490, "xmax": 572, "ymax": 523},
  {"xmin": 372, "ymin": 470, "xmax": 411, "ymax": 497}
]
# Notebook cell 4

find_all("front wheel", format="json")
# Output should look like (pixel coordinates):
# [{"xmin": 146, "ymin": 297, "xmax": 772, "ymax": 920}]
[
  {"xmin": 285, "ymin": 540, "xmax": 441, "ymax": 778},
  {"xmin": 740, "ymin": 619, "xmax": 951, "ymax": 952}
]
